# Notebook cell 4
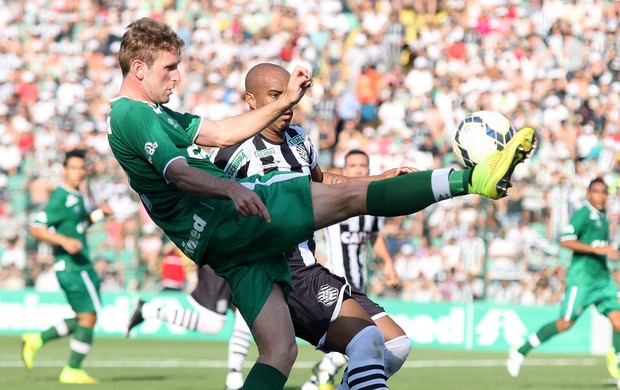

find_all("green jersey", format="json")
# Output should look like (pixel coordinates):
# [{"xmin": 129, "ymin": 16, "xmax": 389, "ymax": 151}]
[
  {"xmin": 107, "ymin": 97, "xmax": 226, "ymax": 262},
  {"xmin": 560, "ymin": 201, "xmax": 610, "ymax": 285},
  {"xmin": 32, "ymin": 185, "xmax": 90, "ymax": 266}
]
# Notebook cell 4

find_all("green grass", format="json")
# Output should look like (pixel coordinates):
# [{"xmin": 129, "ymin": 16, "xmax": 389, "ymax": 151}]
[{"xmin": 0, "ymin": 335, "xmax": 615, "ymax": 389}]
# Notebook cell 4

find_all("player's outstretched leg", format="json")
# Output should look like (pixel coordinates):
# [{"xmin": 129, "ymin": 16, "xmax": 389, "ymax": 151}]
[
  {"xmin": 469, "ymin": 127, "xmax": 535, "ymax": 199},
  {"xmin": 21, "ymin": 333, "xmax": 43, "ymax": 371}
]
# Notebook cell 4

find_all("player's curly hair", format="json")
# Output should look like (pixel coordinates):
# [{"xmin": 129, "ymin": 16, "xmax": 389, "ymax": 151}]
[{"xmin": 118, "ymin": 18, "xmax": 185, "ymax": 77}]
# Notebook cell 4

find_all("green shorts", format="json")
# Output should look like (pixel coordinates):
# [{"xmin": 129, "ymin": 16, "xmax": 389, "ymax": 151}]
[
  {"xmin": 55, "ymin": 263, "xmax": 101, "ymax": 314},
  {"xmin": 203, "ymin": 171, "xmax": 314, "ymax": 328},
  {"xmin": 560, "ymin": 276, "xmax": 620, "ymax": 321}
]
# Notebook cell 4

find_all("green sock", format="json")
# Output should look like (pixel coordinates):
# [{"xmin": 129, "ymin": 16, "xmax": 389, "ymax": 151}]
[
  {"xmin": 613, "ymin": 332, "xmax": 620, "ymax": 365},
  {"xmin": 518, "ymin": 322, "xmax": 559, "ymax": 356},
  {"xmin": 41, "ymin": 318, "xmax": 77, "ymax": 343},
  {"xmin": 367, "ymin": 169, "xmax": 462, "ymax": 217},
  {"xmin": 68, "ymin": 325, "xmax": 94, "ymax": 369},
  {"xmin": 242, "ymin": 363, "xmax": 287, "ymax": 390},
  {"xmin": 448, "ymin": 169, "xmax": 472, "ymax": 196}
]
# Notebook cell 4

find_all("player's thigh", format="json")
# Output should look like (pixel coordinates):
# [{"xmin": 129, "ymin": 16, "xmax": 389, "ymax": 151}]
[
  {"xmin": 324, "ymin": 298, "xmax": 375, "ymax": 353},
  {"xmin": 350, "ymin": 289, "xmax": 406, "ymax": 342},
  {"xmin": 206, "ymin": 172, "xmax": 314, "ymax": 262},
  {"xmin": 214, "ymin": 255, "xmax": 291, "ymax": 329},
  {"xmin": 595, "ymin": 278, "xmax": 620, "ymax": 319},
  {"xmin": 56, "ymin": 268, "xmax": 101, "ymax": 314}
]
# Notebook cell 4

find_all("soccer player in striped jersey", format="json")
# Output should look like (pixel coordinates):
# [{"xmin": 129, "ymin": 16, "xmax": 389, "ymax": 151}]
[
  {"xmin": 21, "ymin": 149, "xmax": 112, "ymax": 384},
  {"xmin": 507, "ymin": 178, "xmax": 620, "ymax": 385},
  {"xmin": 109, "ymin": 18, "xmax": 534, "ymax": 390},
  {"xmin": 210, "ymin": 63, "xmax": 412, "ymax": 390},
  {"xmin": 303, "ymin": 149, "xmax": 401, "ymax": 390}
]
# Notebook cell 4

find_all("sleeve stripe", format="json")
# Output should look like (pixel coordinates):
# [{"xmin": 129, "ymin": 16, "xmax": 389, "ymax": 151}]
[
  {"xmin": 162, "ymin": 156, "xmax": 186, "ymax": 184},
  {"xmin": 192, "ymin": 117, "xmax": 204, "ymax": 143},
  {"xmin": 560, "ymin": 235, "xmax": 578, "ymax": 241}
]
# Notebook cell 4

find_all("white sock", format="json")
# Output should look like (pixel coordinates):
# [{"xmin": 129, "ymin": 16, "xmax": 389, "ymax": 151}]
[
  {"xmin": 344, "ymin": 326, "xmax": 388, "ymax": 390},
  {"xmin": 227, "ymin": 310, "xmax": 251, "ymax": 372}
]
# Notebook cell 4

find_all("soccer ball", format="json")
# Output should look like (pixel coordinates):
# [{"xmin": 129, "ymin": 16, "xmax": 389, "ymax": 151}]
[{"xmin": 452, "ymin": 110, "xmax": 516, "ymax": 168}]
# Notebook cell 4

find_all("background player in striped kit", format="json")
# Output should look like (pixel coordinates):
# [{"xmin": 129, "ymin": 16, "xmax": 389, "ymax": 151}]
[
  {"xmin": 210, "ymin": 63, "xmax": 412, "ymax": 390},
  {"xmin": 303, "ymin": 149, "xmax": 401, "ymax": 390},
  {"xmin": 21, "ymin": 149, "xmax": 112, "ymax": 384}
]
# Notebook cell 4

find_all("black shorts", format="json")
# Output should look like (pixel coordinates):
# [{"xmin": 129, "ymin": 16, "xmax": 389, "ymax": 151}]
[
  {"xmin": 191, "ymin": 266, "xmax": 233, "ymax": 315},
  {"xmin": 287, "ymin": 264, "xmax": 385, "ymax": 350}
]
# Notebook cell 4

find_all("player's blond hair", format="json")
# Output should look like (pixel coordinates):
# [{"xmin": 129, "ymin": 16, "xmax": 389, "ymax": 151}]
[{"xmin": 118, "ymin": 18, "xmax": 185, "ymax": 77}]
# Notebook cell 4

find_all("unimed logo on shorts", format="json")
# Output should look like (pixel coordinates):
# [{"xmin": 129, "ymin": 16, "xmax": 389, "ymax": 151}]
[{"xmin": 317, "ymin": 284, "xmax": 339, "ymax": 306}]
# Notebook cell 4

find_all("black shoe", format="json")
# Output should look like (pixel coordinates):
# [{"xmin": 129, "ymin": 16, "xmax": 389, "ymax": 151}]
[{"xmin": 126, "ymin": 299, "xmax": 145, "ymax": 337}]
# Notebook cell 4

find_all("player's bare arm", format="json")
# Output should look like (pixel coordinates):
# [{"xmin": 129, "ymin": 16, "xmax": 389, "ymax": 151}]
[
  {"xmin": 165, "ymin": 158, "xmax": 270, "ymax": 221},
  {"xmin": 194, "ymin": 66, "xmax": 313, "ymax": 148},
  {"xmin": 561, "ymin": 239, "xmax": 620, "ymax": 259},
  {"xmin": 29, "ymin": 226, "xmax": 83, "ymax": 255},
  {"xmin": 371, "ymin": 233, "xmax": 400, "ymax": 288}
]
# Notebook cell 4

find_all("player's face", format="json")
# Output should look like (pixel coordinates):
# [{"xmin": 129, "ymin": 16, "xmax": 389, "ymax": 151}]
[
  {"xmin": 587, "ymin": 182, "xmax": 608, "ymax": 212},
  {"xmin": 343, "ymin": 154, "xmax": 370, "ymax": 177},
  {"xmin": 253, "ymin": 72, "xmax": 293, "ymax": 137},
  {"xmin": 142, "ymin": 50, "xmax": 181, "ymax": 104},
  {"xmin": 64, "ymin": 157, "xmax": 86, "ymax": 189}
]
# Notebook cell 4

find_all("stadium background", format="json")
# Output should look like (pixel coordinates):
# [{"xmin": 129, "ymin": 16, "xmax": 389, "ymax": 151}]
[{"xmin": 0, "ymin": 0, "xmax": 619, "ymax": 387}]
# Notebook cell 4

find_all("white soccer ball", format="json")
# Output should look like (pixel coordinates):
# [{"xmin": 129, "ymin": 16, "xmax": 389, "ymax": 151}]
[{"xmin": 452, "ymin": 110, "xmax": 517, "ymax": 168}]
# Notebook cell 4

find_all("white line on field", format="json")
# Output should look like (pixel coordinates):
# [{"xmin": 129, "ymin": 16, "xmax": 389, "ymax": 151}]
[{"xmin": 0, "ymin": 358, "xmax": 601, "ymax": 369}]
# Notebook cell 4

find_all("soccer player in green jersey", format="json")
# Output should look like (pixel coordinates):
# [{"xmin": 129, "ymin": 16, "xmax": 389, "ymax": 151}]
[
  {"xmin": 21, "ymin": 149, "xmax": 112, "ymax": 384},
  {"xmin": 507, "ymin": 177, "xmax": 620, "ymax": 382},
  {"xmin": 108, "ymin": 18, "xmax": 534, "ymax": 390}
]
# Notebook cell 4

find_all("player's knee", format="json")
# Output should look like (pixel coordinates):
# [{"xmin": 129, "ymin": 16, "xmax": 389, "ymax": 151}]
[
  {"xmin": 383, "ymin": 335, "xmax": 411, "ymax": 378},
  {"xmin": 346, "ymin": 325, "xmax": 384, "ymax": 361},
  {"xmin": 556, "ymin": 319, "xmax": 574, "ymax": 332}
]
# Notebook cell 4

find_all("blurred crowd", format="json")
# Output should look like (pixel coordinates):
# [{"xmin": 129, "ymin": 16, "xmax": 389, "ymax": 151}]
[{"xmin": 0, "ymin": 0, "xmax": 619, "ymax": 306}]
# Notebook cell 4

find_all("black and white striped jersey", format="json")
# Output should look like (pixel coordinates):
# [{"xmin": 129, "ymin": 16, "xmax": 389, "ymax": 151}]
[
  {"xmin": 210, "ymin": 124, "xmax": 318, "ymax": 270},
  {"xmin": 323, "ymin": 215, "xmax": 383, "ymax": 292}
]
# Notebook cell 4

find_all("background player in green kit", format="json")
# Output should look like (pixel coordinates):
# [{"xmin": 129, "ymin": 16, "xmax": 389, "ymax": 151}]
[
  {"xmin": 21, "ymin": 149, "xmax": 112, "ymax": 384},
  {"xmin": 108, "ymin": 18, "xmax": 534, "ymax": 390},
  {"xmin": 507, "ymin": 177, "xmax": 620, "ymax": 383}
]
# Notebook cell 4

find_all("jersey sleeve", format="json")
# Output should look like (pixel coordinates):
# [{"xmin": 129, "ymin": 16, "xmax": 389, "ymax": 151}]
[
  {"xmin": 305, "ymin": 132, "xmax": 319, "ymax": 170},
  {"xmin": 166, "ymin": 108, "xmax": 203, "ymax": 143},
  {"xmin": 560, "ymin": 208, "xmax": 586, "ymax": 242},
  {"xmin": 111, "ymin": 105, "xmax": 185, "ymax": 180},
  {"xmin": 32, "ymin": 190, "xmax": 64, "ymax": 229}
]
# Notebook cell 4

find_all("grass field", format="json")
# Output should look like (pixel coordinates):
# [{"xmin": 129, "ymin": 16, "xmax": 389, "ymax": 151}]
[{"xmin": 0, "ymin": 335, "xmax": 615, "ymax": 389}]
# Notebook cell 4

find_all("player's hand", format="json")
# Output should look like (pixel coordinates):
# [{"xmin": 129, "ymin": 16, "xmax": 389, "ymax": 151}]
[
  {"xmin": 229, "ymin": 183, "xmax": 271, "ymax": 222},
  {"xmin": 100, "ymin": 202, "xmax": 114, "ymax": 216},
  {"xmin": 283, "ymin": 66, "xmax": 313, "ymax": 106},
  {"xmin": 383, "ymin": 262, "xmax": 400, "ymax": 288},
  {"xmin": 62, "ymin": 237, "xmax": 83, "ymax": 254},
  {"xmin": 378, "ymin": 166, "xmax": 418, "ymax": 180},
  {"xmin": 597, "ymin": 246, "xmax": 620, "ymax": 260}
]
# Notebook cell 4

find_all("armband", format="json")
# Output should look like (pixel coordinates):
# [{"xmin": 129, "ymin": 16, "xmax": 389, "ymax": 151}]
[{"xmin": 90, "ymin": 208, "xmax": 105, "ymax": 223}]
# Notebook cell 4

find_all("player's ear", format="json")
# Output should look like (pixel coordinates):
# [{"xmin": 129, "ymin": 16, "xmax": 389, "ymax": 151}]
[
  {"xmin": 132, "ymin": 60, "xmax": 145, "ymax": 80},
  {"xmin": 245, "ymin": 92, "xmax": 256, "ymax": 109}
]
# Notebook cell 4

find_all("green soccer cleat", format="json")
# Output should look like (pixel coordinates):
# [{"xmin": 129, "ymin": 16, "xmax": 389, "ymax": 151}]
[
  {"xmin": 607, "ymin": 349, "xmax": 620, "ymax": 379},
  {"xmin": 21, "ymin": 332, "xmax": 43, "ymax": 371},
  {"xmin": 469, "ymin": 127, "xmax": 536, "ymax": 199},
  {"xmin": 59, "ymin": 365, "xmax": 99, "ymax": 384}
]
